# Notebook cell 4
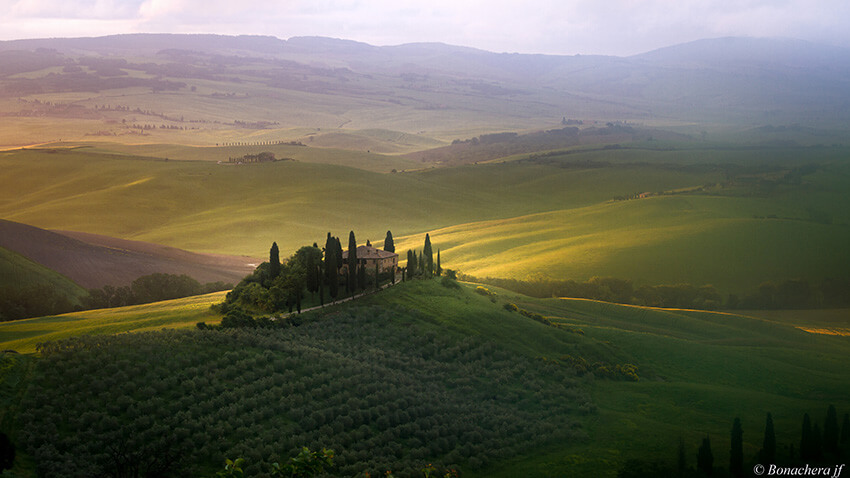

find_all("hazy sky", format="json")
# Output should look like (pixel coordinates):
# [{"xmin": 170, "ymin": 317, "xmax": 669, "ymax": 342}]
[{"xmin": 1, "ymin": 0, "xmax": 849, "ymax": 56}]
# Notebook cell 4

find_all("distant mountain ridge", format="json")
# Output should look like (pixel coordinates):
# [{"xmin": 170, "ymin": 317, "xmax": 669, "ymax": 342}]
[{"xmin": 1, "ymin": 33, "xmax": 849, "ymax": 126}]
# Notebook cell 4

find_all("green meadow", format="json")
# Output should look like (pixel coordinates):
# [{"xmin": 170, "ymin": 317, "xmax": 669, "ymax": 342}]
[
  {"xmin": 0, "ymin": 291, "xmax": 226, "ymax": 354},
  {"xmin": 2, "ymin": 281, "xmax": 847, "ymax": 477},
  {"xmin": 4, "ymin": 141, "xmax": 847, "ymax": 295}
]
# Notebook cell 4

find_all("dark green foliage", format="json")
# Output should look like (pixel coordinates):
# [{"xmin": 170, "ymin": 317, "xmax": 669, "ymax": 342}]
[
  {"xmin": 760, "ymin": 413, "xmax": 776, "ymax": 464},
  {"xmin": 824, "ymin": 405, "xmax": 840, "ymax": 457},
  {"xmin": 800, "ymin": 413, "xmax": 815, "ymax": 461},
  {"xmin": 439, "ymin": 277, "xmax": 460, "ymax": 290},
  {"xmin": 436, "ymin": 250, "xmax": 441, "ymax": 277},
  {"xmin": 0, "ymin": 284, "xmax": 77, "ymax": 321},
  {"xmin": 384, "ymin": 231, "xmax": 395, "ymax": 253},
  {"xmin": 678, "ymin": 437, "xmax": 687, "ymax": 478},
  {"xmin": 730, "ymin": 418, "xmax": 743, "ymax": 477},
  {"xmin": 811, "ymin": 424, "xmax": 823, "ymax": 462},
  {"xmin": 423, "ymin": 234, "xmax": 433, "ymax": 277},
  {"xmin": 324, "ymin": 234, "xmax": 339, "ymax": 300},
  {"xmin": 841, "ymin": 414, "xmax": 850, "ymax": 445},
  {"xmin": 216, "ymin": 458, "xmax": 245, "ymax": 478},
  {"xmin": 84, "ymin": 273, "xmax": 231, "ymax": 310},
  {"xmin": 406, "ymin": 250, "xmax": 417, "ymax": 278},
  {"xmin": 348, "ymin": 231, "xmax": 357, "ymax": 294},
  {"xmin": 0, "ymin": 431, "xmax": 14, "ymax": 472},
  {"xmin": 460, "ymin": 274, "xmax": 850, "ymax": 310},
  {"xmin": 697, "ymin": 437, "xmax": 713, "ymax": 476},
  {"xmin": 18, "ymin": 304, "xmax": 588, "ymax": 477},
  {"xmin": 270, "ymin": 242, "xmax": 281, "ymax": 280},
  {"xmin": 617, "ymin": 458, "xmax": 675, "ymax": 478},
  {"xmin": 272, "ymin": 447, "xmax": 334, "ymax": 478}
]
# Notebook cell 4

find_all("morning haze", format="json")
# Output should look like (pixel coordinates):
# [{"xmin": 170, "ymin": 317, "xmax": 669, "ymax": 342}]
[{"xmin": 0, "ymin": 22, "xmax": 848, "ymax": 478}]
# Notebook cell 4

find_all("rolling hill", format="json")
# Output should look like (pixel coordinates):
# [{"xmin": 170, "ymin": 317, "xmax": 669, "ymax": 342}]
[
  {"xmin": 1, "ymin": 280, "xmax": 847, "ymax": 477},
  {"xmin": 0, "ymin": 219, "xmax": 257, "ymax": 289}
]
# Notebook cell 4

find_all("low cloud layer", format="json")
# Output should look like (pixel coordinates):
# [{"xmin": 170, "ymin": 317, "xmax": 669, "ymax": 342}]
[{"xmin": 1, "ymin": 0, "xmax": 848, "ymax": 55}]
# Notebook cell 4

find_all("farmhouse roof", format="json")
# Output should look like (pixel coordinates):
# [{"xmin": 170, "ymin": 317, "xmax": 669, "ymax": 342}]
[{"xmin": 342, "ymin": 245, "xmax": 398, "ymax": 260}]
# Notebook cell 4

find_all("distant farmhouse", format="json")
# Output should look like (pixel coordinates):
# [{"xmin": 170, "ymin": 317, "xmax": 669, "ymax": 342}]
[{"xmin": 342, "ymin": 244, "xmax": 398, "ymax": 274}]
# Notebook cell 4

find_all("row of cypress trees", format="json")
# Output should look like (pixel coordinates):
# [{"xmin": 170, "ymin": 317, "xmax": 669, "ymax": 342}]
[
  {"xmin": 404, "ymin": 233, "xmax": 442, "ymax": 279},
  {"xmin": 689, "ymin": 406, "xmax": 849, "ymax": 478}
]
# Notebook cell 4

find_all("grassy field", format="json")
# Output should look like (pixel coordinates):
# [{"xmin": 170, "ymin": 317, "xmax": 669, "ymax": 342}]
[
  {"xmin": 2, "ymin": 281, "xmax": 845, "ymax": 476},
  {"xmin": 2, "ymin": 142, "xmax": 848, "ymax": 295},
  {"xmin": 455, "ymin": 286, "xmax": 850, "ymax": 477},
  {"xmin": 0, "ymin": 291, "xmax": 226, "ymax": 354}
]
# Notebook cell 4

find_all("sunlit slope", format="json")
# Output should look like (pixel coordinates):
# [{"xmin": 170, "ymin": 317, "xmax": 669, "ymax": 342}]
[
  {"xmin": 0, "ymin": 291, "xmax": 226, "ymax": 354},
  {"xmin": 0, "ymin": 148, "xmax": 718, "ymax": 257},
  {"xmin": 397, "ymin": 194, "xmax": 850, "ymax": 294},
  {"xmin": 77, "ymin": 139, "xmax": 425, "ymax": 172}
]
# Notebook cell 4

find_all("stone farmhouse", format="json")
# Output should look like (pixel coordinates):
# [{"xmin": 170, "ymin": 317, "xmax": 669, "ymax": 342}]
[{"xmin": 342, "ymin": 244, "xmax": 398, "ymax": 274}]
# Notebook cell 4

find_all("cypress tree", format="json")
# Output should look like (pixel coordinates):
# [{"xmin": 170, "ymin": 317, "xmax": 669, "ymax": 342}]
[
  {"xmin": 408, "ymin": 250, "xmax": 417, "ymax": 277},
  {"xmin": 801, "ymin": 413, "xmax": 814, "ymax": 461},
  {"xmin": 423, "ymin": 234, "xmax": 433, "ymax": 276},
  {"xmin": 318, "ymin": 264, "xmax": 324, "ymax": 306},
  {"xmin": 0, "ymin": 431, "xmax": 14, "ymax": 473},
  {"xmin": 269, "ymin": 242, "xmax": 281, "ymax": 279},
  {"xmin": 348, "ymin": 231, "xmax": 358, "ymax": 294},
  {"xmin": 358, "ymin": 262, "xmax": 366, "ymax": 290},
  {"xmin": 697, "ymin": 436, "xmax": 714, "ymax": 476},
  {"xmin": 824, "ymin": 405, "xmax": 840, "ymax": 456},
  {"xmin": 730, "ymin": 418, "xmax": 743, "ymax": 478},
  {"xmin": 324, "ymin": 233, "xmax": 339, "ymax": 299},
  {"xmin": 384, "ymin": 230, "xmax": 395, "ymax": 253},
  {"xmin": 812, "ymin": 423, "xmax": 823, "ymax": 461},
  {"xmin": 437, "ymin": 249, "xmax": 442, "ymax": 277},
  {"xmin": 678, "ymin": 436, "xmax": 687, "ymax": 478},
  {"xmin": 760, "ymin": 412, "xmax": 776, "ymax": 465}
]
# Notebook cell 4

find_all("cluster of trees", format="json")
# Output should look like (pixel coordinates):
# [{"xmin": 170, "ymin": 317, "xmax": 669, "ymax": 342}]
[
  {"xmin": 226, "ymin": 152, "xmax": 286, "ymax": 164},
  {"xmin": 730, "ymin": 278, "xmax": 850, "ymax": 309},
  {"xmin": 224, "ymin": 241, "xmax": 324, "ymax": 315},
  {"xmin": 404, "ymin": 234, "xmax": 441, "ymax": 280},
  {"xmin": 0, "ymin": 284, "xmax": 78, "ymax": 321},
  {"xmin": 619, "ymin": 406, "xmax": 850, "ymax": 478},
  {"xmin": 1, "ymin": 273, "xmax": 230, "ymax": 322},
  {"xmin": 14, "ymin": 302, "xmax": 590, "ymax": 477},
  {"xmin": 461, "ymin": 275, "xmax": 850, "ymax": 311},
  {"xmin": 83, "ymin": 273, "xmax": 231, "ymax": 310},
  {"xmin": 226, "ymin": 230, "xmax": 424, "ymax": 316}
]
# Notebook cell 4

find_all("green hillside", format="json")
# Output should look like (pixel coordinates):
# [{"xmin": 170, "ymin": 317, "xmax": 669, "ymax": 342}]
[
  {"xmin": 4, "ymin": 142, "xmax": 847, "ymax": 295},
  {"xmin": 0, "ymin": 246, "xmax": 84, "ymax": 294},
  {"xmin": 2, "ymin": 280, "xmax": 847, "ymax": 477},
  {"xmin": 0, "ymin": 291, "xmax": 226, "ymax": 353}
]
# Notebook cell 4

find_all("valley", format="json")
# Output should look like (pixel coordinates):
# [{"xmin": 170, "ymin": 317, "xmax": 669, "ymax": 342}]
[{"xmin": 1, "ymin": 33, "xmax": 849, "ymax": 478}]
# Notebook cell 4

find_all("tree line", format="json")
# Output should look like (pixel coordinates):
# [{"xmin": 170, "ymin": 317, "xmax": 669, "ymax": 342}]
[
  {"xmin": 1, "ymin": 273, "xmax": 232, "ymax": 322},
  {"xmin": 619, "ymin": 405, "xmax": 850, "ymax": 478},
  {"xmin": 83, "ymin": 273, "xmax": 232, "ymax": 310},
  {"xmin": 459, "ymin": 275, "xmax": 850, "ymax": 311}
]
